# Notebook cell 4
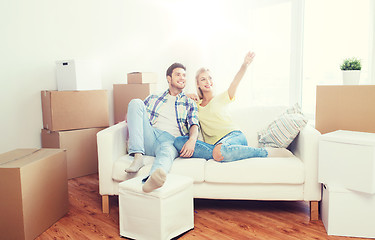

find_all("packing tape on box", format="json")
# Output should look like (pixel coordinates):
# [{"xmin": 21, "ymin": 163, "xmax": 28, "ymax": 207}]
[{"xmin": 0, "ymin": 149, "xmax": 41, "ymax": 165}]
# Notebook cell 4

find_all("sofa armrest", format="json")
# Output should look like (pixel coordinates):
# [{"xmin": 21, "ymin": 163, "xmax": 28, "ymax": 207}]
[
  {"xmin": 289, "ymin": 123, "xmax": 321, "ymax": 201},
  {"xmin": 97, "ymin": 121, "xmax": 128, "ymax": 195}
]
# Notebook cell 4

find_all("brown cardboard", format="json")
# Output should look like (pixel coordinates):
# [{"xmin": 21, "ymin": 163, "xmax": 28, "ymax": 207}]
[
  {"xmin": 315, "ymin": 85, "xmax": 375, "ymax": 134},
  {"xmin": 113, "ymin": 83, "xmax": 158, "ymax": 124},
  {"xmin": 0, "ymin": 148, "xmax": 68, "ymax": 240},
  {"xmin": 127, "ymin": 72, "xmax": 158, "ymax": 84},
  {"xmin": 41, "ymin": 90, "xmax": 109, "ymax": 131},
  {"xmin": 41, "ymin": 127, "xmax": 104, "ymax": 179}
]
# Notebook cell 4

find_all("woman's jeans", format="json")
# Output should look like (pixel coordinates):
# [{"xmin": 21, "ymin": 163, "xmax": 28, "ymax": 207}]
[
  {"xmin": 127, "ymin": 99, "xmax": 178, "ymax": 175},
  {"xmin": 174, "ymin": 130, "xmax": 268, "ymax": 162}
]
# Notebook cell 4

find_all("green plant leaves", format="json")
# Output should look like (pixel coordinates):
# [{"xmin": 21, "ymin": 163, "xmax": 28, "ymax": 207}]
[{"xmin": 340, "ymin": 57, "xmax": 361, "ymax": 70}]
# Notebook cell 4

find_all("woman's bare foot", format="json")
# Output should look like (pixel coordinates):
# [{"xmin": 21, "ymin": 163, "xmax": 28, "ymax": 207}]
[{"xmin": 265, "ymin": 147, "xmax": 294, "ymax": 157}]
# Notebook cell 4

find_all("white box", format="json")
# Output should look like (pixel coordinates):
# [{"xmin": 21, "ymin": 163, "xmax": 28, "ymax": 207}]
[
  {"xmin": 119, "ymin": 174, "xmax": 194, "ymax": 240},
  {"xmin": 56, "ymin": 59, "xmax": 102, "ymax": 91},
  {"xmin": 319, "ymin": 130, "xmax": 375, "ymax": 194},
  {"xmin": 321, "ymin": 184, "xmax": 375, "ymax": 238}
]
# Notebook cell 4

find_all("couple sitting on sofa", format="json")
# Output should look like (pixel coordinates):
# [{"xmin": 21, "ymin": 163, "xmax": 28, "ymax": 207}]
[{"xmin": 125, "ymin": 52, "xmax": 284, "ymax": 193}]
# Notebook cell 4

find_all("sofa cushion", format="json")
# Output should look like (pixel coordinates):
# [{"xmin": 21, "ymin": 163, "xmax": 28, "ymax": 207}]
[
  {"xmin": 112, "ymin": 155, "xmax": 153, "ymax": 182},
  {"xmin": 204, "ymin": 156, "xmax": 305, "ymax": 184},
  {"xmin": 258, "ymin": 104, "xmax": 308, "ymax": 148},
  {"xmin": 170, "ymin": 158, "xmax": 206, "ymax": 183},
  {"xmin": 112, "ymin": 155, "xmax": 206, "ymax": 183},
  {"xmin": 230, "ymin": 106, "xmax": 287, "ymax": 147}
]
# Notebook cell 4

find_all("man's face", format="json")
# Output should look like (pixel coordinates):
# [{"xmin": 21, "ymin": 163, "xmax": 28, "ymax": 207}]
[{"xmin": 168, "ymin": 67, "xmax": 186, "ymax": 90}]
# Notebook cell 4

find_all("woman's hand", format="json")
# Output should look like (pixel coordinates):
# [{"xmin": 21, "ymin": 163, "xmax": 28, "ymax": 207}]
[
  {"xmin": 228, "ymin": 51, "xmax": 255, "ymax": 99},
  {"xmin": 186, "ymin": 93, "xmax": 199, "ymax": 102},
  {"xmin": 244, "ymin": 51, "xmax": 256, "ymax": 67}
]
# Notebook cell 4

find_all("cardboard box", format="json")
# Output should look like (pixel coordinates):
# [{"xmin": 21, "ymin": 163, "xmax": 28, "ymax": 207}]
[
  {"xmin": 41, "ymin": 90, "xmax": 109, "ymax": 131},
  {"xmin": 113, "ymin": 84, "xmax": 158, "ymax": 124},
  {"xmin": 127, "ymin": 72, "xmax": 158, "ymax": 84},
  {"xmin": 319, "ymin": 130, "xmax": 375, "ymax": 194},
  {"xmin": 0, "ymin": 148, "xmax": 68, "ymax": 240},
  {"xmin": 315, "ymin": 85, "xmax": 375, "ymax": 134},
  {"xmin": 41, "ymin": 127, "xmax": 104, "ymax": 179},
  {"xmin": 321, "ymin": 184, "xmax": 375, "ymax": 238},
  {"xmin": 56, "ymin": 59, "xmax": 102, "ymax": 91}
]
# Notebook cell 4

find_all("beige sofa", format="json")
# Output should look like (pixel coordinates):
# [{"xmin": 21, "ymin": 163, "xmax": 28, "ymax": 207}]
[{"xmin": 97, "ymin": 106, "xmax": 321, "ymax": 220}]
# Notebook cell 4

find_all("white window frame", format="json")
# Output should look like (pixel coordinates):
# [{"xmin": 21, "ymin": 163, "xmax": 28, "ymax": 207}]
[
  {"xmin": 289, "ymin": 0, "xmax": 305, "ymax": 106},
  {"xmin": 370, "ymin": 0, "xmax": 375, "ymax": 84}
]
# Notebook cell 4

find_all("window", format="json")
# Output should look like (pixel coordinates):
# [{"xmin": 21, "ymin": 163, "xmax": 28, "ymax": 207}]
[
  {"xmin": 302, "ymin": 0, "xmax": 372, "ymax": 117},
  {"xmin": 238, "ymin": 0, "xmax": 293, "ymax": 107},
  {"xmin": 124, "ymin": 0, "xmax": 375, "ymax": 117},
  {"xmin": 124, "ymin": 0, "xmax": 303, "ymax": 109}
]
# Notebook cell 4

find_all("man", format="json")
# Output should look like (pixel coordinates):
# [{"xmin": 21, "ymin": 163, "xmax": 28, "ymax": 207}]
[{"xmin": 125, "ymin": 63, "xmax": 199, "ymax": 192}]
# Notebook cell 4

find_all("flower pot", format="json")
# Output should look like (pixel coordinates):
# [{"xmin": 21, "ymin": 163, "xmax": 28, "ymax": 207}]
[{"xmin": 342, "ymin": 70, "xmax": 360, "ymax": 85}]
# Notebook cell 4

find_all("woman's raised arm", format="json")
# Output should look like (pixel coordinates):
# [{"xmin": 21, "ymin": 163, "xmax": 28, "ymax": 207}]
[{"xmin": 228, "ymin": 51, "xmax": 255, "ymax": 99}]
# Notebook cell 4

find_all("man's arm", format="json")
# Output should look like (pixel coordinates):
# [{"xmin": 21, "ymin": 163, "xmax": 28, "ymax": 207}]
[
  {"xmin": 179, "ymin": 98, "xmax": 200, "ymax": 158},
  {"xmin": 179, "ymin": 124, "xmax": 199, "ymax": 158},
  {"xmin": 186, "ymin": 93, "xmax": 199, "ymax": 102}
]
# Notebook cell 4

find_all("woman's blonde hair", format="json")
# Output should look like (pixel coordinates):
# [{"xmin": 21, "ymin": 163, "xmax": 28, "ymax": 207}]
[{"xmin": 195, "ymin": 67, "xmax": 210, "ymax": 99}]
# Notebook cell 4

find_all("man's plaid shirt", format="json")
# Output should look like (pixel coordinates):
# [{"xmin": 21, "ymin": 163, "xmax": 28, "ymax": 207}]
[{"xmin": 144, "ymin": 89, "xmax": 199, "ymax": 136}]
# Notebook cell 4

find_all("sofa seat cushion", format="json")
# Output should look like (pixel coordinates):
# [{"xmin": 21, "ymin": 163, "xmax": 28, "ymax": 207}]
[
  {"xmin": 112, "ymin": 155, "xmax": 206, "ymax": 183},
  {"xmin": 112, "ymin": 155, "xmax": 153, "ymax": 182},
  {"xmin": 231, "ymin": 106, "xmax": 287, "ymax": 147},
  {"xmin": 170, "ymin": 157, "xmax": 206, "ymax": 183},
  {"xmin": 204, "ymin": 156, "xmax": 305, "ymax": 184}
]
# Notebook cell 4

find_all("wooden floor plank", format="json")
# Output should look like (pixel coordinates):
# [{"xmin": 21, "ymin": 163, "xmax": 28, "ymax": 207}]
[{"xmin": 36, "ymin": 174, "xmax": 369, "ymax": 240}]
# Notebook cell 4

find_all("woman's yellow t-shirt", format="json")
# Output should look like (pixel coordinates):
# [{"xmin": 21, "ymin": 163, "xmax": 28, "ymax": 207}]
[{"xmin": 198, "ymin": 91, "xmax": 239, "ymax": 144}]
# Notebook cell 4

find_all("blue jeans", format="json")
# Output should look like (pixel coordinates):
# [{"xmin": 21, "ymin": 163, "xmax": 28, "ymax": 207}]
[
  {"xmin": 174, "ymin": 130, "xmax": 268, "ymax": 162},
  {"xmin": 127, "ymin": 99, "xmax": 178, "ymax": 175}
]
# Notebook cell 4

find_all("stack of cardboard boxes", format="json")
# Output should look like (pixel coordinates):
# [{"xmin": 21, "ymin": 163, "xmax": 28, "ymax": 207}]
[
  {"xmin": 319, "ymin": 130, "xmax": 375, "ymax": 238},
  {"xmin": 41, "ymin": 60, "xmax": 109, "ymax": 179},
  {"xmin": 316, "ymin": 86, "xmax": 375, "ymax": 238},
  {"xmin": 41, "ymin": 90, "xmax": 109, "ymax": 179},
  {"xmin": 113, "ymin": 72, "xmax": 158, "ymax": 124},
  {"xmin": 0, "ymin": 60, "xmax": 109, "ymax": 240}
]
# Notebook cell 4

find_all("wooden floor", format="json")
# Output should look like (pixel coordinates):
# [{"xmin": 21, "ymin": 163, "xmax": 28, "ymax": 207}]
[{"xmin": 37, "ymin": 174, "xmax": 368, "ymax": 240}]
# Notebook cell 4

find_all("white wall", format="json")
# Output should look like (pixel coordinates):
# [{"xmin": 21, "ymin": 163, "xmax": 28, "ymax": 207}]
[
  {"xmin": 0, "ymin": 0, "xmax": 257, "ymax": 153},
  {"xmin": 1, "ymin": 0, "xmax": 129, "ymax": 153},
  {"xmin": 7, "ymin": 0, "xmax": 369, "ymax": 154}
]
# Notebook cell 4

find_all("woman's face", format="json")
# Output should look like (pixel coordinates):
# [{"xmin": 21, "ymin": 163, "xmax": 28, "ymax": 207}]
[{"xmin": 197, "ymin": 71, "xmax": 213, "ymax": 94}]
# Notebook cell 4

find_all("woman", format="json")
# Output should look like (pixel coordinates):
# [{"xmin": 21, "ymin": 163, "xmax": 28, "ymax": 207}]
[{"xmin": 174, "ymin": 51, "xmax": 271, "ymax": 162}]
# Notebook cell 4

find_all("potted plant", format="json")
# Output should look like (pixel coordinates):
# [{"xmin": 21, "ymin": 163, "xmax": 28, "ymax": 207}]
[{"xmin": 340, "ymin": 57, "xmax": 361, "ymax": 85}]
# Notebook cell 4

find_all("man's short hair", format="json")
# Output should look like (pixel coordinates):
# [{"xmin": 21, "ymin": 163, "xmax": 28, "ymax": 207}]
[{"xmin": 166, "ymin": 63, "xmax": 186, "ymax": 78}]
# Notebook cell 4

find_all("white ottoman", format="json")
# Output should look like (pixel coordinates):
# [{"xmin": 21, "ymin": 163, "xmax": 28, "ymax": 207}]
[{"xmin": 119, "ymin": 174, "xmax": 194, "ymax": 240}]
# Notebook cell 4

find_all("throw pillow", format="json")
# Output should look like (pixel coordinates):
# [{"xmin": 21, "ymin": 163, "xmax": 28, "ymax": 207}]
[{"xmin": 258, "ymin": 103, "xmax": 308, "ymax": 148}]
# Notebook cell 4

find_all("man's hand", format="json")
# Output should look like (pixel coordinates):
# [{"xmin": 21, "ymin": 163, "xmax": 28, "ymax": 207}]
[
  {"xmin": 179, "ymin": 138, "xmax": 196, "ymax": 158},
  {"xmin": 180, "ymin": 125, "xmax": 198, "ymax": 158},
  {"xmin": 186, "ymin": 93, "xmax": 199, "ymax": 102}
]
